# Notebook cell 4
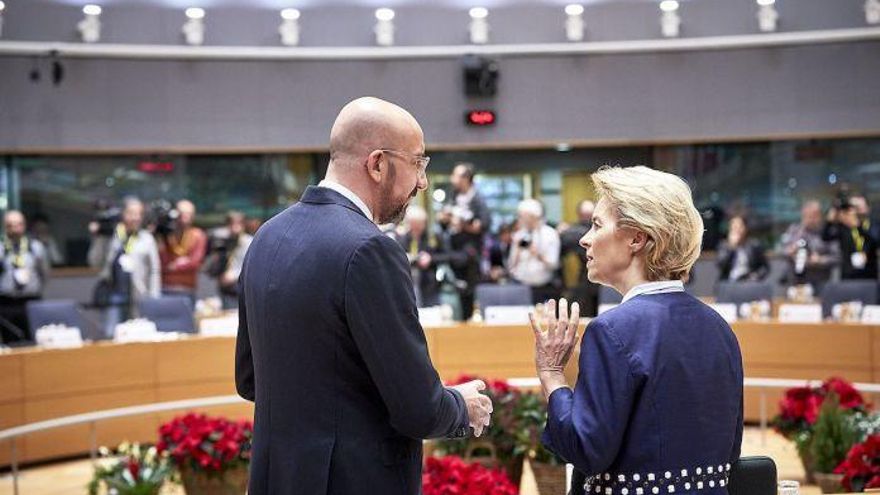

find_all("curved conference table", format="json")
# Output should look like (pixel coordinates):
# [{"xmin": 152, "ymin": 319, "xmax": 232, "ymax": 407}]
[{"xmin": 1, "ymin": 320, "xmax": 877, "ymax": 466}]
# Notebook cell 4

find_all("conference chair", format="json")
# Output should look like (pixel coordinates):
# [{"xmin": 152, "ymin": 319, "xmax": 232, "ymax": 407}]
[
  {"xmin": 820, "ymin": 280, "xmax": 879, "ymax": 319},
  {"xmin": 137, "ymin": 296, "xmax": 196, "ymax": 333}
]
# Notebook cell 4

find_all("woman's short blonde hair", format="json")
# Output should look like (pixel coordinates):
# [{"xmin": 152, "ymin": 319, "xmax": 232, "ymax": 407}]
[{"xmin": 591, "ymin": 165, "xmax": 704, "ymax": 281}]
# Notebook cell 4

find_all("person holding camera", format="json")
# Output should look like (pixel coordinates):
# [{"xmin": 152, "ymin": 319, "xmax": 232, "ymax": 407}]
[
  {"xmin": 508, "ymin": 199, "xmax": 561, "ymax": 304},
  {"xmin": 91, "ymin": 198, "xmax": 161, "ymax": 337},
  {"xmin": 206, "ymin": 211, "xmax": 252, "ymax": 309},
  {"xmin": 0, "ymin": 210, "xmax": 50, "ymax": 344},
  {"xmin": 780, "ymin": 199, "xmax": 839, "ymax": 292},
  {"xmin": 824, "ymin": 201, "xmax": 878, "ymax": 280},
  {"xmin": 158, "ymin": 199, "xmax": 206, "ymax": 301}
]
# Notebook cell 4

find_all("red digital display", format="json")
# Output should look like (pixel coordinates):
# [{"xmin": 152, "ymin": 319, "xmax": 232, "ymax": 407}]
[
  {"xmin": 138, "ymin": 161, "xmax": 175, "ymax": 173},
  {"xmin": 465, "ymin": 110, "xmax": 496, "ymax": 126}
]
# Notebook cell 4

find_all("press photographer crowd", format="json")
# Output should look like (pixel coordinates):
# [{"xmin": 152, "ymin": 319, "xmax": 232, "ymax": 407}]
[{"xmin": 1, "ymin": 161, "xmax": 877, "ymax": 347}]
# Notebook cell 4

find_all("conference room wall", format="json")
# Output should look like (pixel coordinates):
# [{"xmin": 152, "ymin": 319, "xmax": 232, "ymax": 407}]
[{"xmin": 1, "ymin": 39, "xmax": 878, "ymax": 151}]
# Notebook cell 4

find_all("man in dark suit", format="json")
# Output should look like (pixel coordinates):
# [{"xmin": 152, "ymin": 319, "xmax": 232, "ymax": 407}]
[{"xmin": 235, "ymin": 97, "xmax": 492, "ymax": 495}]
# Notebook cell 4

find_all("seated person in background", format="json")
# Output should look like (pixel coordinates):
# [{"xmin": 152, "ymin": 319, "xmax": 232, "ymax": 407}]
[
  {"xmin": 824, "ymin": 201, "xmax": 878, "ymax": 280},
  {"xmin": 716, "ymin": 214, "xmax": 769, "ymax": 282},
  {"xmin": 0, "ymin": 210, "xmax": 51, "ymax": 344},
  {"xmin": 508, "ymin": 199, "xmax": 561, "ymax": 304},
  {"xmin": 394, "ymin": 205, "xmax": 443, "ymax": 307},
  {"xmin": 780, "ymin": 199, "xmax": 838, "ymax": 292}
]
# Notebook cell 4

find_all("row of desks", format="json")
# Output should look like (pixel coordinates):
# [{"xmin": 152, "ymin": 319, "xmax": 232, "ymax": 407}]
[{"xmin": 1, "ymin": 321, "xmax": 878, "ymax": 465}]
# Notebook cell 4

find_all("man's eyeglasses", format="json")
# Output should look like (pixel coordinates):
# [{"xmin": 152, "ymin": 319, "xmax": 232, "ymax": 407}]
[{"xmin": 377, "ymin": 148, "xmax": 430, "ymax": 175}]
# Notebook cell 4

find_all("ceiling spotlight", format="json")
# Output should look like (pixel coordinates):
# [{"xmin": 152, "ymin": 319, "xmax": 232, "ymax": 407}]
[
  {"xmin": 374, "ymin": 8, "xmax": 395, "ymax": 46},
  {"xmin": 564, "ymin": 4, "xmax": 585, "ymax": 42},
  {"xmin": 279, "ymin": 8, "xmax": 300, "ymax": 46},
  {"xmin": 756, "ymin": 0, "xmax": 778, "ymax": 32},
  {"xmin": 468, "ymin": 7, "xmax": 489, "ymax": 45},
  {"xmin": 0, "ymin": 1, "xmax": 6, "ymax": 39},
  {"xmin": 78, "ymin": 4, "xmax": 102, "ymax": 43},
  {"xmin": 183, "ymin": 8, "xmax": 205, "ymax": 46},
  {"xmin": 867, "ymin": 0, "xmax": 880, "ymax": 24},
  {"xmin": 659, "ymin": 0, "xmax": 680, "ymax": 38}
]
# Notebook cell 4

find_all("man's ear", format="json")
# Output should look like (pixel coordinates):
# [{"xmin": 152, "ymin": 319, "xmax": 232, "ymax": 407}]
[
  {"xmin": 631, "ymin": 229, "xmax": 650, "ymax": 254},
  {"xmin": 365, "ymin": 150, "xmax": 384, "ymax": 183}
]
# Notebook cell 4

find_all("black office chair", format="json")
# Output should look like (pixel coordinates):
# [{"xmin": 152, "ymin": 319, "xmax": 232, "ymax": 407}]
[
  {"xmin": 728, "ymin": 456, "xmax": 778, "ymax": 495},
  {"xmin": 715, "ymin": 281, "xmax": 774, "ymax": 306},
  {"xmin": 474, "ymin": 283, "xmax": 532, "ymax": 317},
  {"xmin": 598, "ymin": 285, "xmax": 623, "ymax": 306},
  {"xmin": 820, "ymin": 280, "xmax": 879, "ymax": 318},
  {"xmin": 137, "ymin": 296, "xmax": 196, "ymax": 333},
  {"xmin": 26, "ymin": 299, "xmax": 88, "ymax": 336}
]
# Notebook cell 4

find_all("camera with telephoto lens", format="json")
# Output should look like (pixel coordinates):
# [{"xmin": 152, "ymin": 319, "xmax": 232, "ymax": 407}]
[
  {"xmin": 148, "ymin": 200, "xmax": 180, "ymax": 237},
  {"xmin": 92, "ymin": 200, "xmax": 122, "ymax": 236},
  {"xmin": 518, "ymin": 233, "xmax": 532, "ymax": 248},
  {"xmin": 204, "ymin": 228, "xmax": 238, "ymax": 278}
]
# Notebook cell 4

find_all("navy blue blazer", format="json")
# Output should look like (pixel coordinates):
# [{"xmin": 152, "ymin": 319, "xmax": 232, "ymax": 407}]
[
  {"xmin": 543, "ymin": 291, "xmax": 743, "ymax": 495},
  {"xmin": 235, "ymin": 186, "xmax": 469, "ymax": 495}
]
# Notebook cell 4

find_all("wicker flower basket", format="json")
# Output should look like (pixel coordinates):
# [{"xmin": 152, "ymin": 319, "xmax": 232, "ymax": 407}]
[
  {"xmin": 530, "ymin": 460, "xmax": 567, "ymax": 495},
  {"xmin": 180, "ymin": 464, "xmax": 249, "ymax": 495}
]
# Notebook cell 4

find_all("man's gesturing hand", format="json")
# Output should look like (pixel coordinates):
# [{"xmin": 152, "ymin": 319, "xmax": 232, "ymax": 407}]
[{"xmin": 448, "ymin": 379, "xmax": 493, "ymax": 437}]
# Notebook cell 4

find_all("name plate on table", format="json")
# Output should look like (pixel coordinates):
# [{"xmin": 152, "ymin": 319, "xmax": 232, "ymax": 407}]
[
  {"xmin": 199, "ymin": 313, "xmax": 239, "ymax": 336},
  {"xmin": 709, "ymin": 303, "xmax": 738, "ymax": 323},
  {"xmin": 778, "ymin": 303, "xmax": 823, "ymax": 323},
  {"xmin": 862, "ymin": 305, "xmax": 880, "ymax": 324},
  {"xmin": 597, "ymin": 304, "xmax": 618, "ymax": 315},
  {"xmin": 484, "ymin": 305, "xmax": 532, "ymax": 325},
  {"xmin": 418, "ymin": 306, "xmax": 450, "ymax": 326}
]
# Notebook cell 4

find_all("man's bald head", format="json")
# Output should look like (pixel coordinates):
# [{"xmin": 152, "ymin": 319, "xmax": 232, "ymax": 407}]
[
  {"xmin": 329, "ymin": 97, "xmax": 423, "ymax": 167},
  {"xmin": 4, "ymin": 210, "xmax": 26, "ymax": 238}
]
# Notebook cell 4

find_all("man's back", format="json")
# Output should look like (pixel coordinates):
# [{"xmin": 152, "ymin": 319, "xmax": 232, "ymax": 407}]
[{"xmin": 236, "ymin": 186, "xmax": 468, "ymax": 495}]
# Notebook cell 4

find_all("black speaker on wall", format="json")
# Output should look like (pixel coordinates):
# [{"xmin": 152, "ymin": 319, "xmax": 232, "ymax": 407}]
[{"xmin": 462, "ymin": 55, "xmax": 499, "ymax": 97}]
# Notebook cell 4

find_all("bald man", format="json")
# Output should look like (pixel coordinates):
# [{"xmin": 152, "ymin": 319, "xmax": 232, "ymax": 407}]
[
  {"xmin": 235, "ymin": 97, "xmax": 492, "ymax": 495},
  {"xmin": 0, "ymin": 210, "xmax": 50, "ymax": 343},
  {"xmin": 158, "ymin": 199, "xmax": 206, "ymax": 299}
]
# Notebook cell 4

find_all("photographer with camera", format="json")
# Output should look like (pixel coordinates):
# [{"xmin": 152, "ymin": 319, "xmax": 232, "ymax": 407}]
[
  {"xmin": 157, "ymin": 199, "xmax": 206, "ymax": 301},
  {"xmin": 824, "ymin": 199, "xmax": 878, "ymax": 280},
  {"xmin": 0, "ymin": 211, "xmax": 50, "ymax": 344},
  {"xmin": 508, "ymin": 199, "xmax": 561, "ymax": 304},
  {"xmin": 91, "ymin": 198, "xmax": 161, "ymax": 337},
  {"xmin": 780, "ymin": 199, "xmax": 839, "ymax": 292},
  {"xmin": 205, "ymin": 211, "xmax": 252, "ymax": 309}
]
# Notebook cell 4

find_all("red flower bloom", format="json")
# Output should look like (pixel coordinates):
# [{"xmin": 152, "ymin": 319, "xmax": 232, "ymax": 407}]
[
  {"xmin": 157, "ymin": 413, "xmax": 253, "ymax": 474},
  {"xmin": 423, "ymin": 456, "xmax": 518, "ymax": 495},
  {"xmin": 837, "ymin": 434, "xmax": 880, "ymax": 491}
]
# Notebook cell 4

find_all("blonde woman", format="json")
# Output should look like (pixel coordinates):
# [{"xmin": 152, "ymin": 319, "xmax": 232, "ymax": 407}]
[{"xmin": 531, "ymin": 166, "xmax": 743, "ymax": 495}]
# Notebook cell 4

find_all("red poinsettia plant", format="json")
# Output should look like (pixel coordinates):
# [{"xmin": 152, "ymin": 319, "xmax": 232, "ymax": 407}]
[
  {"xmin": 773, "ymin": 377, "xmax": 869, "ymax": 440},
  {"xmin": 422, "ymin": 455, "xmax": 518, "ymax": 495},
  {"xmin": 835, "ymin": 434, "xmax": 880, "ymax": 492},
  {"xmin": 157, "ymin": 413, "xmax": 253, "ymax": 474}
]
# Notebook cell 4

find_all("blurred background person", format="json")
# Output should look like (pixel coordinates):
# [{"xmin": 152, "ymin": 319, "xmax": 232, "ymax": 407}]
[
  {"xmin": 486, "ymin": 221, "xmax": 515, "ymax": 283},
  {"xmin": 508, "ymin": 199, "xmax": 561, "ymax": 304},
  {"xmin": 0, "ymin": 211, "xmax": 50, "ymax": 344},
  {"xmin": 558, "ymin": 200, "xmax": 599, "ymax": 316},
  {"xmin": 31, "ymin": 214, "xmax": 66, "ymax": 267},
  {"xmin": 824, "ymin": 201, "xmax": 878, "ymax": 280},
  {"xmin": 394, "ymin": 205, "xmax": 443, "ymax": 307},
  {"xmin": 716, "ymin": 214, "xmax": 770, "ymax": 282},
  {"xmin": 438, "ymin": 207, "xmax": 483, "ymax": 319},
  {"xmin": 91, "ymin": 198, "xmax": 161, "ymax": 337},
  {"xmin": 158, "ymin": 199, "xmax": 207, "ymax": 301},
  {"xmin": 780, "ymin": 199, "xmax": 839, "ymax": 292},
  {"xmin": 849, "ymin": 195, "xmax": 880, "ymax": 244},
  {"xmin": 205, "ymin": 211, "xmax": 253, "ymax": 310}
]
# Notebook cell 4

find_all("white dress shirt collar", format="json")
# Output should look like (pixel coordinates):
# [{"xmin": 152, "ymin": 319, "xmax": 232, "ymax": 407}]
[
  {"xmin": 621, "ymin": 280, "xmax": 685, "ymax": 303},
  {"xmin": 318, "ymin": 179, "xmax": 374, "ymax": 223}
]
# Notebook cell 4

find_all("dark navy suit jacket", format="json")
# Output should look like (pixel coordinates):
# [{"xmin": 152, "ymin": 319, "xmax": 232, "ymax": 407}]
[
  {"xmin": 543, "ymin": 291, "xmax": 743, "ymax": 495},
  {"xmin": 236, "ymin": 186, "xmax": 469, "ymax": 495}
]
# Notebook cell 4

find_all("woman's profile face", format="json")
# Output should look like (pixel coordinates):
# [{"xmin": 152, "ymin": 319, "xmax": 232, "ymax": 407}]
[{"xmin": 579, "ymin": 198, "xmax": 637, "ymax": 287}]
